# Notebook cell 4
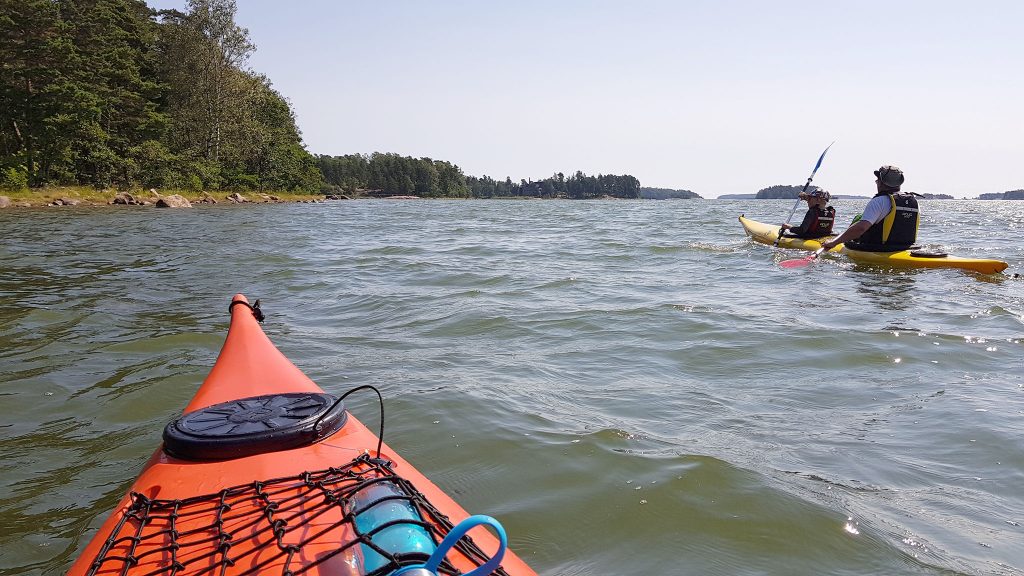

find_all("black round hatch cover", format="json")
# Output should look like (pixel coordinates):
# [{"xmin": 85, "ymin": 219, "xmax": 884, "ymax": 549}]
[
  {"xmin": 163, "ymin": 392, "xmax": 347, "ymax": 461},
  {"xmin": 909, "ymin": 250, "xmax": 948, "ymax": 258}
]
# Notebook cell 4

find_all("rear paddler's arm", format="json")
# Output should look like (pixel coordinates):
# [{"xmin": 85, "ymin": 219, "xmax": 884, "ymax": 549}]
[{"xmin": 821, "ymin": 219, "xmax": 872, "ymax": 250}]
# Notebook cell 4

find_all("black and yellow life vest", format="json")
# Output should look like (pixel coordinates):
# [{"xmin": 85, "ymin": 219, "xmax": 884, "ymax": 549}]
[{"xmin": 847, "ymin": 193, "xmax": 919, "ymax": 252}]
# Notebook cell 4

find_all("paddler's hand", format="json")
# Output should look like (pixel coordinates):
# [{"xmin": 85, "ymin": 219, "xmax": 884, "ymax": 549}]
[{"xmin": 821, "ymin": 239, "xmax": 836, "ymax": 251}]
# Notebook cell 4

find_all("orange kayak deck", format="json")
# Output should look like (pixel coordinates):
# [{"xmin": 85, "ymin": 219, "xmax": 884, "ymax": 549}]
[{"xmin": 67, "ymin": 294, "xmax": 536, "ymax": 576}]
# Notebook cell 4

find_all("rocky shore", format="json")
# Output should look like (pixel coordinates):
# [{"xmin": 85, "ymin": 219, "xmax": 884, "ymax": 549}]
[{"xmin": 0, "ymin": 189, "xmax": 337, "ymax": 209}]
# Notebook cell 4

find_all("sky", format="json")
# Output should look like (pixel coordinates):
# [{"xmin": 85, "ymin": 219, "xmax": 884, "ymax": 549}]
[{"xmin": 147, "ymin": 1, "xmax": 1022, "ymax": 198}]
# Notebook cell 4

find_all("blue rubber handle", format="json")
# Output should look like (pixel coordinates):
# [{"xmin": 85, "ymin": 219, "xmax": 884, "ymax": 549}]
[{"xmin": 392, "ymin": 515, "xmax": 507, "ymax": 576}]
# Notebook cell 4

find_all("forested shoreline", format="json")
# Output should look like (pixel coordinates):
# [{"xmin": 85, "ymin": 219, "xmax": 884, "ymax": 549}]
[
  {"xmin": 0, "ymin": 0, "xmax": 649, "ymax": 203},
  {"xmin": 317, "ymin": 153, "xmax": 645, "ymax": 200}
]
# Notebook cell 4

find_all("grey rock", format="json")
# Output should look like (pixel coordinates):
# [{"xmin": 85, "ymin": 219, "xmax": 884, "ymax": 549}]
[{"xmin": 155, "ymin": 194, "xmax": 192, "ymax": 208}]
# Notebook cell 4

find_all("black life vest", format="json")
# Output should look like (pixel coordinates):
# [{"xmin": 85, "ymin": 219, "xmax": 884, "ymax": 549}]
[
  {"xmin": 806, "ymin": 205, "xmax": 835, "ymax": 238},
  {"xmin": 788, "ymin": 206, "xmax": 835, "ymax": 239},
  {"xmin": 847, "ymin": 192, "xmax": 919, "ymax": 252}
]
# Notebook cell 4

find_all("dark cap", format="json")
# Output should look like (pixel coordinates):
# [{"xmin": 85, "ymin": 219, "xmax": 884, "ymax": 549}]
[{"xmin": 874, "ymin": 165, "xmax": 904, "ymax": 188}]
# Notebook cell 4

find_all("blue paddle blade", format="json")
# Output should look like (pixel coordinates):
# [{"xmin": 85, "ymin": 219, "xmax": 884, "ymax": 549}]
[{"xmin": 810, "ymin": 141, "xmax": 835, "ymax": 177}]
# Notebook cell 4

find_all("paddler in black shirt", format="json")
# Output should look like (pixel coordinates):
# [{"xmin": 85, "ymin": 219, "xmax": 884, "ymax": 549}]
[{"xmin": 780, "ymin": 188, "xmax": 836, "ymax": 239}]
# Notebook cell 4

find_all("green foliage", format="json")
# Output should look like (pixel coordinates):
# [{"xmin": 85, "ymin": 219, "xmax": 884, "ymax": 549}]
[
  {"xmin": 319, "ymin": 153, "xmax": 642, "ymax": 200},
  {"xmin": 465, "ymin": 175, "xmax": 519, "ymax": 198},
  {"xmin": 318, "ymin": 153, "xmax": 468, "ymax": 197},
  {"xmin": 224, "ymin": 172, "xmax": 258, "ymax": 190},
  {"xmin": 317, "ymin": 153, "xmax": 369, "ymax": 192},
  {"xmin": 468, "ymin": 171, "xmax": 640, "ymax": 199},
  {"xmin": 129, "ymin": 139, "xmax": 174, "ymax": 188},
  {"xmin": 180, "ymin": 157, "xmax": 221, "ymax": 190},
  {"xmin": 0, "ymin": 0, "xmax": 317, "ymax": 193},
  {"xmin": 0, "ymin": 165, "xmax": 29, "ymax": 190},
  {"xmin": 184, "ymin": 173, "xmax": 203, "ymax": 192}
]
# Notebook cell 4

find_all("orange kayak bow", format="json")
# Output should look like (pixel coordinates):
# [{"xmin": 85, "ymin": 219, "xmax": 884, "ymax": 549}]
[{"xmin": 68, "ymin": 294, "xmax": 536, "ymax": 576}]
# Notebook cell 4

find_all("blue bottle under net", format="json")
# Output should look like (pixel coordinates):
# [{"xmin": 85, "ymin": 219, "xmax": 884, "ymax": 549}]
[{"xmin": 352, "ymin": 480, "xmax": 436, "ymax": 573}]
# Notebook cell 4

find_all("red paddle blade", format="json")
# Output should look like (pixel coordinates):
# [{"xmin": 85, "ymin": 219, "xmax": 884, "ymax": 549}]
[
  {"xmin": 779, "ymin": 248, "xmax": 825, "ymax": 268},
  {"xmin": 780, "ymin": 256, "xmax": 814, "ymax": 268}
]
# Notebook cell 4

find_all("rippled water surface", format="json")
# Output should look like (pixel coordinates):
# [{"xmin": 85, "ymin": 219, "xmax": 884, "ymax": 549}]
[{"xmin": 1, "ymin": 199, "xmax": 1023, "ymax": 575}]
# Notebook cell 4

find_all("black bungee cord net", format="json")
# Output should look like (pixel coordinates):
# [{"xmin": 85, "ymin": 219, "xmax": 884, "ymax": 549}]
[{"xmin": 87, "ymin": 440, "xmax": 510, "ymax": 576}]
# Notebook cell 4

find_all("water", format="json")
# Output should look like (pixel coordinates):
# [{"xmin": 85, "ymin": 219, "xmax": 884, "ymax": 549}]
[{"xmin": 1, "ymin": 199, "xmax": 1022, "ymax": 575}]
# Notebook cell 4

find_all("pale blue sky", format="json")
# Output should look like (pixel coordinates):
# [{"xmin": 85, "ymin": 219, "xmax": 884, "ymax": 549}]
[{"xmin": 149, "ymin": 1, "xmax": 1022, "ymax": 198}]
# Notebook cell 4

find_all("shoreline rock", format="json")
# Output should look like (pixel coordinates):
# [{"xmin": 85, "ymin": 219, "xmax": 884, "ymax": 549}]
[
  {"xmin": 112, "ymin": 192, "xmax": 142, "ymax": 205},
  {"xmin": 0, "ymin": 189, "xmax": 331, "ymax": 209},
  {"xmin": 155, "ymin": 194, "xmax": 192, "ymax": 208}
]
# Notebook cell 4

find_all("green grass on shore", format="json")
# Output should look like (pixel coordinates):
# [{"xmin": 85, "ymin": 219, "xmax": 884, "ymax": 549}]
[{"xmin": 0, "ymin": 186, "xmax": 323, "ymax": 207}]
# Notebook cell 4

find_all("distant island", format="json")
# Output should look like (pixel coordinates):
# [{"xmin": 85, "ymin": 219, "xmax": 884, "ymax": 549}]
[
  {"xmin": 719, "ymin": 193, "xmax": 872, "ymax": 200},
  {"xmin": 978, "ymin": 190, "xmax": 1024, "ymax": 200},
  {"xmin": 639, "ymin": 187, "xmax": 702, "ymax": 199},
  {"xmin": 754, "ymin": 185, "xmax": 822, "ymax": 199},
  {"xmin": 717, "ymin": 185, "xmax": 963, "ymax": 200},
  {"xmin": 748, "ymin": 186, "xmax": 1024, "ymax": 201}
]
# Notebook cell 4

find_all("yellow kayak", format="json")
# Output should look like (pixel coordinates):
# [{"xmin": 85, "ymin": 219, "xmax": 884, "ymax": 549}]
[
  {"xmin": 739, "ymin": 215, "xmax": 1009, "ymax": 274},
  {"xmin": 738, "ymin": 215, "xmax": 841, "ymax": 253},
  {"xmin": 840, "ymin": 247, "xmax": 1008, "ymax": 274}
]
